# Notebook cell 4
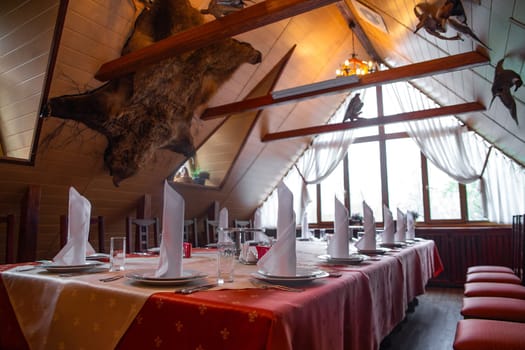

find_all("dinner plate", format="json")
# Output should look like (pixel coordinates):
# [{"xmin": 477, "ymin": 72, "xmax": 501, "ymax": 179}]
[
  {"xmin": 41, "ymin": 261, "xmax": 104, "ymax": 273},
  {"xmin": 147, "ymin": 247, "xmax": 160, "ymax": 254},
  {"xmin": 86, "ymin": 253, "xmax": 110, "ymax": 260},
  {"xmin": 380, "ymin": 242, "xmax": 406, "ymax": 248},
  {"xmin": 318, "ymin": 254, "xmax": 368, "ymax": 265},
  {"xmin": 358, "ymin": 248, "xmax": 391, "ymax": 255},
  {"xmin": 125, "ymin": 269, "xmax": 208, "ymax": 286},
  {"xmin": 256, "ymin": 268, "xmax": 326, "ymax": 280},
  {"xmin": 252, "ymin": 270, "xmax": 329, "ymax": 284}
]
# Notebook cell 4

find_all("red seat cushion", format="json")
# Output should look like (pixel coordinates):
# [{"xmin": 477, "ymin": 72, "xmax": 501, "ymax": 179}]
[
  {"xmin": 465, "ymin": 272, "xmax": 521, "ymax": 284},
  {"xmin": 454, "ymin": 319, "xmax": 525, "ymax": 350},
  {"xmin": 467, "ymin": 265, "xmax": 514, "ymax": 274},
  {"xmin": 464, "ymin": 282, "xmax": 525, "ymax": 299},
  {"xmin": 461, "ymin": 296, "xmax": 525, "ymax": 322}
]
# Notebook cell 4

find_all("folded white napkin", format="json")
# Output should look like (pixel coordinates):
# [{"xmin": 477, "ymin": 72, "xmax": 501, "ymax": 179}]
[
  {"xmin": 155, "ymin": 181, "xmax": 184, "ymax": 278},
  {"xmin": 382, "ymin": 204, "xmax": 395, "ymax": 244},
  {"xmin": 327, "ymin": 196, "xmax": 349, "ymax": 258},
  {"xmin": 256, "ymin": 183, "xmax": 296, "ymax": 276},
  {"xmin": 406, "ymin": 211, "xmax": 416, "ymax": 240},
  {"xmin": 355, "ymin": 201, "xmax": 376, "ymax": 250},
  {"xmin": 300, "ymin": 211, "xmax": 311, "ymax": 239},
  {"xmin": 253, "ymin": 207, "xmax": 270, "ymax": 243},
  {"xmin": 53, "ymin": 187, "xmax": 93, "ymax": 265},
  {"xmin": 395, "ymin": 209, "xmax": 407, "ymax": 242}
]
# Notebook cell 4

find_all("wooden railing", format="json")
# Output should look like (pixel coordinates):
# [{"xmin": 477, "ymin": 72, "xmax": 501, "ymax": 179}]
[{"xmin": 417, "ymin": 227, "xmax": 513, "ymax": 287}]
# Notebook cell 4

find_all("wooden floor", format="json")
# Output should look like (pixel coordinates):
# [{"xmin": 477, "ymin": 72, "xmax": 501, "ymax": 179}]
[{"xmin": 381, "ymin": 287, "xmax": 464, "ymax": 350}]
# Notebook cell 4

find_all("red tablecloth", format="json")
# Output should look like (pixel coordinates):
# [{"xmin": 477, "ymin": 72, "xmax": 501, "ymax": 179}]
[{"xmin": 0, "ymin": 240, "xmax": 443, "ymax": 350}]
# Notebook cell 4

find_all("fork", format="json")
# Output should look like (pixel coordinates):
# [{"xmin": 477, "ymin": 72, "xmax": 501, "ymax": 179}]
[
  {"xmin": 99, "ymin": 275, "xmax": 124, "ymax": 282},
  {"xmin": 250, "ymin": 279, "xmax": 304, "ymax": 292}
]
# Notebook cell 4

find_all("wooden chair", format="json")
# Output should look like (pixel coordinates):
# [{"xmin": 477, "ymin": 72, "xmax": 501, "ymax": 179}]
[
  {"xmin": 184, "ymin": 219, "xmax": 198, "ymax": 247},
  {"xmin": 1, "ymin": 214, "xmax": 15, "ymax": 264},
  {"xmin": 126, "ymin": 217, "xmax": 160, "ymax": 253},
  {"xmin": 234, "ymin": 219, "xmax": 252, "ymax": 229},
  {"xmin": 60, "ymin": 215, "xmax": 106, "ymax": 253},
  {"xmin": 205, "ymin": 219, "xmax": 219, "ymax": 246}
]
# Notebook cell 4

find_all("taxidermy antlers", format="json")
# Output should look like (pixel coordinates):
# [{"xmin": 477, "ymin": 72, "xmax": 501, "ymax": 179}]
[
  {"xmin": 490, "ymin": 58, "xmax": 523, "ymax": 125},
  {"xmin": 343, "ymin": 93, "xmax": 364, "ymax": 122},
  {"xmin": 414, "ymin": 0, "xmax": 489, "ymax": 49}
]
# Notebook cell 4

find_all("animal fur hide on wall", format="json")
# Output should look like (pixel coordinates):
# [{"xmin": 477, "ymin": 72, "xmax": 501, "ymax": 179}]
[{"xmin": 45, "ymin": 0, "xmax": 261, "ymax": 186}]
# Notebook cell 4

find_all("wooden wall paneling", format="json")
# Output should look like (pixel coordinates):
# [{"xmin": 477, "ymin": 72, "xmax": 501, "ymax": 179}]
[
  {"xmin": 17, "ymin": 185, "xmax": 41, "ymax": 262},
  {"xmin": 418, "ymin": 227, "xmax": 513, "ymax": 287}
]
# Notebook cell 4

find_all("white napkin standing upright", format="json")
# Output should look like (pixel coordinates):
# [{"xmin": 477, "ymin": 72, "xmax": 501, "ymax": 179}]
[
  {"xmin": 53, "ymin": 187, "xmax": 93, "ymax": 265},
  {"xmin": 382, "ymin": 204, "xmax": 395, "ymax": 244},
  {"xmin": 256, "ymin": 183, "xmax": 296, "ymax": 276},
  {"xmin": 253, "ymin": 207, "xmax": 270, "ymax": 243},
  {"xmin": 406, "ymin": 211, "xmax": 416, "ymax": 240},
  {"xmin": 301, "ymin": 211, "xmax": 311, "ymax": 239},
  {"xmin": 395, "ymin": 209, "xmax": 407, "ymax": 242},
  {"xmin": 355, "ymin": 201, "xmax": 376, "ymax": 250},
  {"xmin": 155, "ymin": 181, "xmax": 184, "ymax": 278},
  {"xmin": 327, "ymin": 196, "xmax": 349, "ymax": 258}
]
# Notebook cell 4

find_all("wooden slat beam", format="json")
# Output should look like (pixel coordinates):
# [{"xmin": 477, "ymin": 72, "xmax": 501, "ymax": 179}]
[
  {"xmin": 201, "ymin": 51, "xmax": 489, "ymax": 120},
  {"xmin": 261, "ymin": 102, "xmax": 485, "ymax": 142},
  {"xmin": 95, "ymin": 0, "xmax": 339, "ymax": 81}
]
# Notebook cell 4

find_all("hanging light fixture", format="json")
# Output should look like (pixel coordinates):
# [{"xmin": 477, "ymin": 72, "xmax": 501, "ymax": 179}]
[{"xmin": 336, "ymin": 21, "xmax": 376, "ymax": 78}]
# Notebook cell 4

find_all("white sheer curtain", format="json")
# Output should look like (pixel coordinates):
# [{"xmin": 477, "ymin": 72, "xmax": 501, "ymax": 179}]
[
  {"xmin": 258, "ymin": 92, "xmax": 358, "ymax": 229},
  {"xmin": 294, "ymin": 93, "xmax": 356, "ymax": 231},
  {"xmin": 483, "ymin": 149, "xmax": 525, "ymax": 223},
  {"xmin": 406, "ymin": 117, "xmax": 489, "ymax": 184}
]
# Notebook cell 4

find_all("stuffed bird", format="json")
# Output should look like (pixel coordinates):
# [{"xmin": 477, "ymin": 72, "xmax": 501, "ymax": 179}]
[
  {"xmin": 413, "ymin": 3, "xmax": 462, "ymax": 41},
  {"xmin": 343, "ymin": 93, "xmax": 364, "ymax": 122},
  {"xmin": 436, "ymin": 0, "xmax": 467, "ymax": 25},
  {"xmin": 490, "ymin": 59, "xmax": 523, "ymax": 125}
]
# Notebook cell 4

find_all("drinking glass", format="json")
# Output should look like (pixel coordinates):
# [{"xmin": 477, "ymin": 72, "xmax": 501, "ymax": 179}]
[
  {"xmin": 217, "ymin": 241, "xmax": 236, "ymax": 284},
  {"xmin": 110, "ymin": 237, "xmax": 126, "ymax": 271}
]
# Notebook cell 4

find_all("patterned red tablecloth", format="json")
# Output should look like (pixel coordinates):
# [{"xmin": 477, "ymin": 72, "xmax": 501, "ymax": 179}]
[{"xmin": 0, "ymin": 240, "xmax": 443, "ymax": 350}]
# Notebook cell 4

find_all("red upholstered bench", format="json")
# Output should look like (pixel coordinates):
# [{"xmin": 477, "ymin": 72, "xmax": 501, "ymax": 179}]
[
  {"xmin": 467, "ymin": 265, "xmax": 514, "ymax": 274},
  {"xmin": 461, "ymin": 296, "xmax": 525, "ymax": 322},
  {"xmin": 465, "ymin": 272, "xmax": 521, "ymax": 284},
  {"xmin": 464, "ymin": 282, "xmax": 525, "ymax": 299},
  {"xmin": 453, "ymin": 319, "xmax": 525, "ymax": 350}
]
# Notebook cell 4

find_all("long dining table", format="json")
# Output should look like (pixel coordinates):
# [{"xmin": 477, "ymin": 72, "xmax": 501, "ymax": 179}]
[{"xmin": 0, "ymin": 239, "xmax": 443, "ymax": 350}]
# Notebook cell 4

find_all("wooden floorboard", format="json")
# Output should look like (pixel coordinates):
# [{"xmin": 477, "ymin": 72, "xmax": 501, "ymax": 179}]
[{"xmin": 381, "ymin": 287, "xmax": 464, "ymax": 350}]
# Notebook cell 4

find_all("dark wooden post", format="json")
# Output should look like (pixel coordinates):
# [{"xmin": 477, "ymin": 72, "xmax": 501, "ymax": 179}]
[{"xmin": 18, "ymin": 185, "xmax": 41, "ymax": 262}]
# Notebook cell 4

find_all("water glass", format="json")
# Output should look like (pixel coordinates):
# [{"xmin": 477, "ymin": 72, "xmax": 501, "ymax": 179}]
[
  {"xmin": 217, "ymin": 241, "xmax": 236, "ymax": 284},
  {"xmin": 110, "ymin": 237, "xmax": 126, "ymax": 271}
]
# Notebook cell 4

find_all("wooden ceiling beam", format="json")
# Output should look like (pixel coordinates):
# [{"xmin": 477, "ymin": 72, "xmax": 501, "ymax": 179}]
[
  {"xmin": 261, "ymin": 102, "xmax": 485, "ymax": 142},
  {"xmin": 94, "ymin": 0, "xmax": 340, "ymax": 81},
  {"xmin": 201, "ymin": 51, "xmax": 489, "ymax": 120}
]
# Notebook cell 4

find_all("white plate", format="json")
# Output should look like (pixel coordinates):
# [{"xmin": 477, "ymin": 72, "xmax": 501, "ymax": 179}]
[
  {"xmin": 125, "ymin": 270, "xmax": 208, "ymax": 286},
  {"xmin": 147, "ymin": 247, "xmax": 160, "ymax": 254},
  {"xmin": 41, "ymin": 261, "xmax": 104, "ymax": 273},
  {"xmin": 379, "ymin": 242, "xmax": 406, "ymax": 248},
  {"xmin": 86, "ymin": 253, "xmax": 110, "ymax": 260},
  {"xmin": 358, "ymin": 248, "xmax": 391, "ymax": 255},
  {"xmin": 318, "ymin": 254, "xmax": 368, "ymax": 265},
  {"xmin": 256, "ymin": 268, "xmax": 327, "ymax": 280},
  {"xmin": 252, "ymin": 270, "xmax": 329, "ymax": 284}
]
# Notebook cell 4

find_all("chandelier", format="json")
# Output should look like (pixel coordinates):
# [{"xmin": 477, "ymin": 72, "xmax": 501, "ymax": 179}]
[{"xmin": 336, "ymin": 22, "xmax": 376, "ymax": 77}]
